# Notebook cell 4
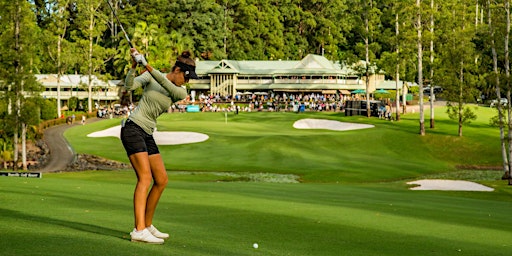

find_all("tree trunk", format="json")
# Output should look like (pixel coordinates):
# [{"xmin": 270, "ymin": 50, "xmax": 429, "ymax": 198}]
[
  {"xmin": 505, "ymin": 0, "xmax": 512, "ymax": 184},
  {"xmin": 429, "ymin": 0, "xmax": 435, "ymax": 129},
  {"xmin": 365, "ymin": 0, "xmax": 371, "ymax": 118},
  {"xmin": 488, "ymin": 1, "xmax": 508, "ymax": 174},
  {"xmin": 13, "ymin": 0, "xmax": 21, "ymax": 171},
  {"xmin": 88, "ymin": 5, "xmax": 94, "ymax": 113},
  {"xmin": 21, "ymin": 123, "xmax": 27, "ymax": 171},
  {"xmin": 402, "ymin": 83, "xmax": 407, "ymax": 114},
  {"xmin": 417, "ymin": 0, "xmax": 425, "ymax": 135},
  {"xmin": 395, "ymin": 12, "xmax": 401, "ymax": 121},
  {"xmin": 458, "ymin": 63, "xmax": 463, "ymax": 137}
]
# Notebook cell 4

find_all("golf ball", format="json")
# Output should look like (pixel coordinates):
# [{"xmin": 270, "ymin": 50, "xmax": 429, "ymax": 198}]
[{"xmin": 253, "ymin": 243, "xmax": 259, "ymax": 249}]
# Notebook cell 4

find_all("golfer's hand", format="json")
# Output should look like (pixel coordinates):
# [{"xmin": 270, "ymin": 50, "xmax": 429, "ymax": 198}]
[
  {"xmin": 130, "ymin": 48, "xmax": 147, "ymax": 67},
  {"xmin": 134, "ymin": 54, "xmax": 148, "ymax": 67}
]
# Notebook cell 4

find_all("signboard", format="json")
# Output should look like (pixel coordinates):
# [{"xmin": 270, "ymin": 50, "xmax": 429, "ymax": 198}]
[
  {"xmin": 0, "ymin": 172, "xmax": 42, "ymax": 178},
  {"xmin": 186, "ymin": 105, "xmax": 200, "ymax": 112}
]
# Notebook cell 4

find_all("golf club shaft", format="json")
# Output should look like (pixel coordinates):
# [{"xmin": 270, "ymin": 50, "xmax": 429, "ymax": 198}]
[
  {"xmin": 105, "ymin": 0, "xmax": 134, "ymax": 48},
  {"xmin": 104, "ymin": 0, "xmax": 181, "ymax": 95}
]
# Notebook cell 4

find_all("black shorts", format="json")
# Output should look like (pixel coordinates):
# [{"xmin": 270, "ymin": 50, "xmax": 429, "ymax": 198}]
[{"xmin": 121, "ymin": 119, "xmax": 160, "ymax": 156}]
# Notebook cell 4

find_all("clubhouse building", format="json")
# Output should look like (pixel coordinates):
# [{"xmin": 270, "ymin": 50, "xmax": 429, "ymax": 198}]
[{"xmin": 36, "ymin": 54, "xmax": 404, "ymax": 108}]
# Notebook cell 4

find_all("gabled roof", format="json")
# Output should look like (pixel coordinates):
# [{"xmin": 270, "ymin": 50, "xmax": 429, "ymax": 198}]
[
  {"xmin": 294, "ymin": 54, "xmax": 337, "ymax": 69},
  {"xmin": 208, "ymin": 60, "xmax": 239, "ymax": 74},
  {"xmin": 196, "ymin": 54, "xmax": 353, "ymax": 76}
]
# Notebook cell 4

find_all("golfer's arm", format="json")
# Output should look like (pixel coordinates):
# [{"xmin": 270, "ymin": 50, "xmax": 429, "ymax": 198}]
[
  {"xmin": 147, "ymin": 68, "xmax": 187, "ymax": 102},
  {"xmin": 125, "ymin": 68, "xmax": 147, "ymax": 91}
]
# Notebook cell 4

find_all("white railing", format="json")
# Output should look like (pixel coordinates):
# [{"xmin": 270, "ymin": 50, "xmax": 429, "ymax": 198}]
[
  {"xmin": 40, "ymin": 91, "xmax": 119, "ymax": 100},
  {"xmin": 271, "ymin": 78, "xmax": 361, "ymax": 85},
  {"xmin": 237, "ymin": 79, "xmax": 273, "ymax": 85}
]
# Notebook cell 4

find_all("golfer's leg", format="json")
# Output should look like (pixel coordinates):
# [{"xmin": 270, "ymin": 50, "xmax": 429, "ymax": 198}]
[
  {"xmin": 129, "ymin": 152, "xmax": 152, "ymax": 231},
  {"xmin": 145, "ymin": 154, "xmax": 168, "ymax": 226}
]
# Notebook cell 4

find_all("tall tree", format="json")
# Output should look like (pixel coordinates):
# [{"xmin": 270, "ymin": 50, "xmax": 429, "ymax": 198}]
[
  {"xmin": 162, "ymin": 0, "xmax": 233, "ymax": 60},
  {"xmin": 428, "ymin": 0, "xmax": 436, "ymax": 128},
  {"xmin": 301, "ymin": 0, "xmax": 351, "ymax": 60},
  {"xmin": 416, "ymin": 0, "xmax": 426, "ymax": 135},
  {"xmin": 377, "ymin": 0, "xmax": 414, "ymax": 121},
  {"xmin": 0, "ymin": 0, "xmax": 42, "ymax": 170},
  {"xmin": 437, "ymin": 0, "xmax": 478, "ymax": 136},
  {"xmin": 73, "ymin": 0, "xmax": 112, "ymax": 113},
  {"xmin": 346, "ymin": 0, "xmax": 381, "ymax": 117},
  {"xmin": 504, "ymin": 0, "xmax": 512, "ymax": 185},
  {"xmin": 486, "ymin": 0, "xmax": 510, "ymax": 175},
  {"xmin": 44, "ymin": 0, "xmax": 73, "ymax": 118}
]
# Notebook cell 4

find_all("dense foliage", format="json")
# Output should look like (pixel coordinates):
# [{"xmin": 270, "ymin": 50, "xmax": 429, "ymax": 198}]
[
  {"xmin": 0, "ymin": 1, "xmax": 507, "ymax": 94},
  {"xmin": 2, "ymin": 0, "xmax": 512, "ymax": 171}
]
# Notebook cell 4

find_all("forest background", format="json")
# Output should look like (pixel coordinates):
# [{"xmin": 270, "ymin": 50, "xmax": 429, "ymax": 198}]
[{"xmin": 2, "ymin": 0, "xmax": 512, "ymax": 174}]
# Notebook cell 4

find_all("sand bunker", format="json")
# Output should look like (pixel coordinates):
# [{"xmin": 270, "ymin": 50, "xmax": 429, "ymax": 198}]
[
  {"xmin": 293, "ymin": 119, "xmax": 375, "ymax": 131},
  {"xmin": 407, "ymin": 179, "xmax": 494, "ymax": 192},
  {"xmin": 87, "ymin": 125, "xmax": 209, "ymax": 145}
]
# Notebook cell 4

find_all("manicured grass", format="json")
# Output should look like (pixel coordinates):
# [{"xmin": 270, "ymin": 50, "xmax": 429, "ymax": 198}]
[
  {"xmin": 2, "ymin": 106, "xmax": 511, "ymax": 255},
  {"xmin": 65, "ymin": 107, "xmax": 503, "ymax": 183},
  {"xmin": 1, "ymin": 171, "xmax": 511, "ymax": 256}
]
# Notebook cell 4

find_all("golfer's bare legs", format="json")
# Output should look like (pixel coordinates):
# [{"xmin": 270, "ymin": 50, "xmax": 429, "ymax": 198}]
[
  {"xmin": 129, "ymin": 152, "xmax": 168, "ymax": 231},
  {"xmin": 145, "ymin": 154, "xmax": 168, "ymax": 226}
]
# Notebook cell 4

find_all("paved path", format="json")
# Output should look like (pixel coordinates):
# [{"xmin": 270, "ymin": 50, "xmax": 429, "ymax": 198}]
[
  {"xmin": 405, "ymin": 100, "xmax": 446, "ymax": 113},
  {"xmin": 37, "ymin": 118, "xmax": 99, "ymax": 172}
]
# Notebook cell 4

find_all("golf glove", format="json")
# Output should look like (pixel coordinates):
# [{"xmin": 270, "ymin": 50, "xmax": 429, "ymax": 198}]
[
  {"xmin": 133, "ymin": 53, "xmax": 148, "ymax": 67},
  {"xmin": 130, "ymin": 49, "xmax": 141, "ymax": 60}
]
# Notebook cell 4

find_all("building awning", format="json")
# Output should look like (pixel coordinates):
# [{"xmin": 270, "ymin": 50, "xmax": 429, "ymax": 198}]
[
  {"xmin": 188, "ymin": 83, "xmax": 369, "ymax": 92},
  {"xmin": 236, "ymin": 84, "xmax": 271, "ymax": 90},
  {"xmin": 269, "ymin": 83, "xmax": 356, "ymax": 90}
]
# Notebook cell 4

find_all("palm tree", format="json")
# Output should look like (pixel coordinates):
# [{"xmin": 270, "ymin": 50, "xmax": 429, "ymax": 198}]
[{"xmin": 133, "ymin": 21, "xmax": 159, "ymax": 58}]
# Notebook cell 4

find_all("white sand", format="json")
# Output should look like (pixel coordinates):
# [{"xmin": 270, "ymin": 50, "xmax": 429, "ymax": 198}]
[
  {"xmin": 293, "ymin": 118, "xmax": 374, "ymax": 131},
  {"xmin": 90, "ymin": 119, "xmax": 371, "ymax": 145},
  {"xmin": 292, "ymin": 119, "xmax": 493, "ymax": 192},
  {"xmin": 87, "ymin": 125, "xmax": 209, "ymax": 145},
  {"xmin": 407, "ymin": 179, "xmax": 494, "ymax": 192}
]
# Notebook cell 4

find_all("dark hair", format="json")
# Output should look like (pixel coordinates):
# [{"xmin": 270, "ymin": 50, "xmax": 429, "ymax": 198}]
[
  {"xmin": 177, "ymin": 50, "xmax": 195, "ymax": 67},
  {"xmin": 173, "ymin": 50, "xmax": 199, "ymax": 79},
  {"xmin": 172, "ymin": 51, "xmax": 195, "ymax": 72}
]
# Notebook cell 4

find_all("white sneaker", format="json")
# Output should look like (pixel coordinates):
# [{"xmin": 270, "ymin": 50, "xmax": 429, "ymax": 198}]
[
  {"xmin": 147, "ymin": 225, "xmax": 170, "ymax": 239},
  {"xmin": 130, "ymin": 228, "xmax": 164, "ymax": 244}
]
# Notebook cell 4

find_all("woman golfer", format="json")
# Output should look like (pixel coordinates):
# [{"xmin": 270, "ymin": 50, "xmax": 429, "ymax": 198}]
[{"xmin": 121, "ymin": 49, "xmax": 198, "ymax": 244}]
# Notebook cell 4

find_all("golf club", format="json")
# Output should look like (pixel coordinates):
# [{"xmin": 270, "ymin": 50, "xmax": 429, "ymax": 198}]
[
  {"xmin": 105, "ymin": 0, "xmax": 134, "ymax": 48},
  {"xmin": 104, "ymin": 0, "xmax": 161, "ymax": 84},
  {"xmin": 104, "ymin": 0, "xmax": 190, "ymax": 97}
]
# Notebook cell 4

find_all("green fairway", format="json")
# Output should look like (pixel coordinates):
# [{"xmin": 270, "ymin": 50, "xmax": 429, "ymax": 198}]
[
  {"xmin": 2, "ymin": 107, "xmax": 512, "ymax": 255},
  {"xmin": 1, "ymin": 171, "xmax": 511, "ymax": 256},
  {"xmin": 64, "ymin": 108, "xmax": 503, "ymax": 183}
]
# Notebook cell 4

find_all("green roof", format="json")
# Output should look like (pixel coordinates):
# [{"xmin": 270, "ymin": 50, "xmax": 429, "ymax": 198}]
[{"xmin": 196, "ymin": 54, "xmax": 355, "ymax": 76}]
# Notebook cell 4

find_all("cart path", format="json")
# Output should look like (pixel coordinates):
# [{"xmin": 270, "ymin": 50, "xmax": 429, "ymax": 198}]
[{"xmin": 37, "ymin": 118, "xmax": 100, "ymax": 172}]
